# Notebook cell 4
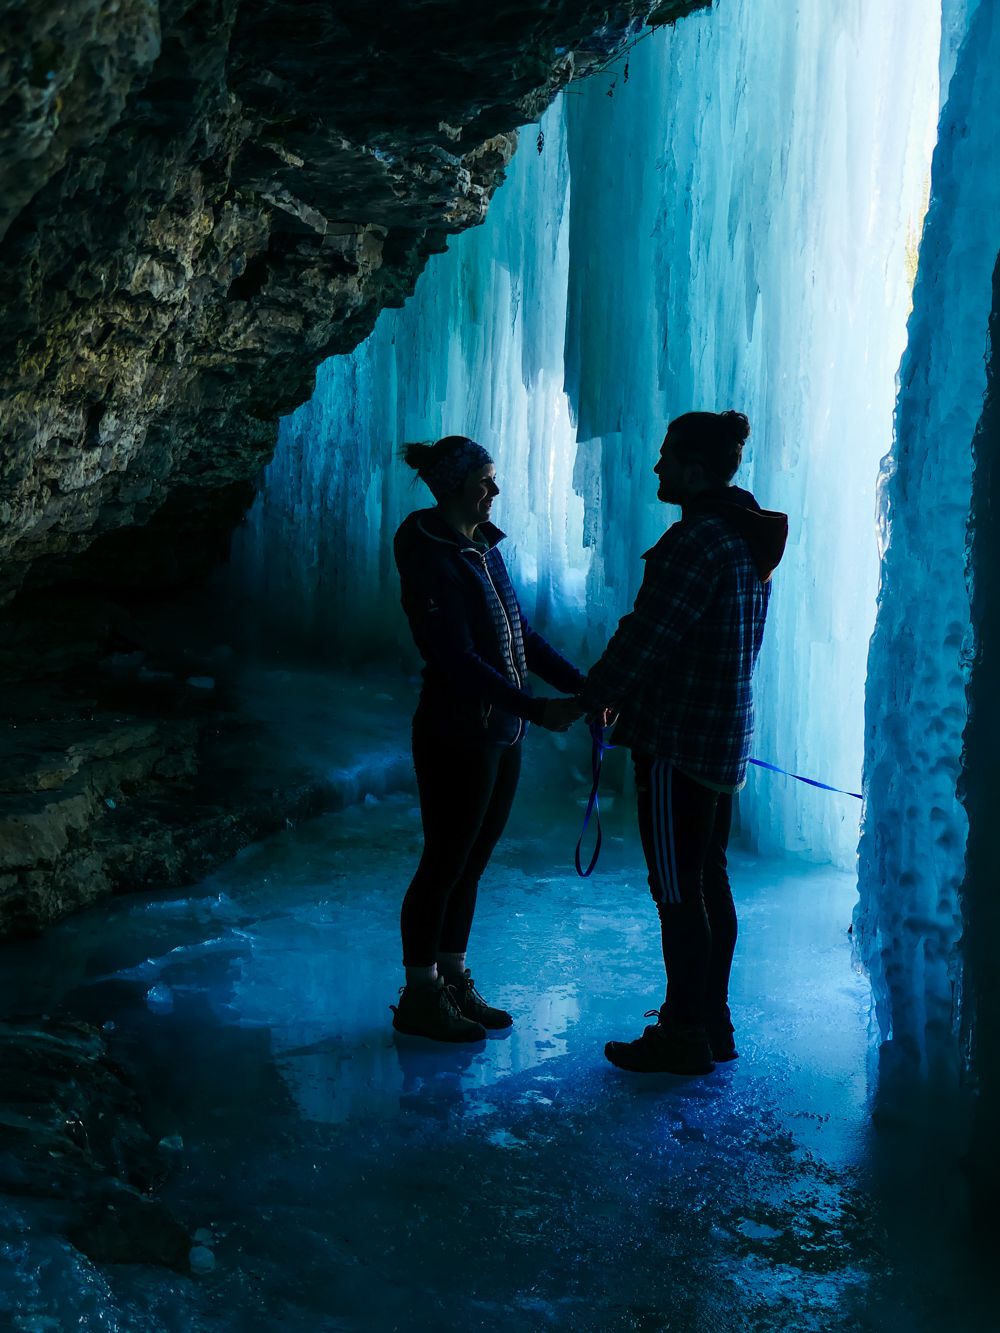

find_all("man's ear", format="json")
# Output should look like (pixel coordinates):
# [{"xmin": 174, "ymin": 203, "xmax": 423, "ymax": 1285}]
[{"xmin": 682, "ymin": 461, "xmax": 707, "ymax": 490}]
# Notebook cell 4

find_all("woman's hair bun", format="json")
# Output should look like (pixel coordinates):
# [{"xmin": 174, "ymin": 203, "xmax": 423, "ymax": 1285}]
[
  {"xmin": 401, "ymin": 441, "xmax": 435, "ymax": 471},
  {"xmin": 400, "ymin": 436, "xmax": 476, "ymax": 472}
]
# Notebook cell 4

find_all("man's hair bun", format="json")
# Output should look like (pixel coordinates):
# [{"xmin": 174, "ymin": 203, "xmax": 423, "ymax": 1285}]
[
  {"xmin": 668, "ymin": 409, "xmax": 751, "ymax": 483},
  {"xmin": 720, "ymin": 410, "xmax": 751, "ymax": 445}
]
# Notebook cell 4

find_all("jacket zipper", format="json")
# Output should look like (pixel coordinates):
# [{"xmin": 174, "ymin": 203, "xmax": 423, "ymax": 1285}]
[{"xmin": 477, "ymin": 551, "xmax": 523, "ymax": 745}]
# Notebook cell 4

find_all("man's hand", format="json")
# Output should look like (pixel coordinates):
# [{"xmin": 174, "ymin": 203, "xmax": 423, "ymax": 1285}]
[
  {"xmin": 586, "ymin": 706, "xmax": 619, "ymax": 729},
  {"xmin": 537, "ymin": 697, "xmax": 585, "ymax": 732}
]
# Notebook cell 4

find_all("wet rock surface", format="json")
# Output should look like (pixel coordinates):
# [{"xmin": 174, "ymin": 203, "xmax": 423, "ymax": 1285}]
[
  {"xmin": 0, "ymin": 670, "xmax": 215, "ymax": 938},
  {"xmin": 0, "ymin": 1015, "xmax": 189, "ymax": 1268}
]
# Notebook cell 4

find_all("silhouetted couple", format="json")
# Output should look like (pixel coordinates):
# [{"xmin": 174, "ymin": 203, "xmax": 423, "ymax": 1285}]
[{"xmin": 389, "ymin": 415, "xmax": 788, "ymax": 1075}]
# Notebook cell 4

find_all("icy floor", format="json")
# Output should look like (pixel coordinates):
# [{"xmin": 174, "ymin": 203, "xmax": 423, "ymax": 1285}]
[{"xmin": 0, "ymin": 690, "xmax": 993, "ymax": 1331}]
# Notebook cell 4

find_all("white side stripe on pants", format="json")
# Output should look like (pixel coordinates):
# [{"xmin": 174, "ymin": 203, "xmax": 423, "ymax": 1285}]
[
  {"xmin": 665, "ymin": 763, "xmax": 681, "ymax": 903},
  {"xmin": 652, "ymin": 760, "xmax": 682, "ymax": 905}
]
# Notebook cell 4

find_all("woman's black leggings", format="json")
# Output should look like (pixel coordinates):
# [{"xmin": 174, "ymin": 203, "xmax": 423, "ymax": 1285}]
[{"xmin": 400, "ymin": 726, "xmax": 522, "ymax": 968}]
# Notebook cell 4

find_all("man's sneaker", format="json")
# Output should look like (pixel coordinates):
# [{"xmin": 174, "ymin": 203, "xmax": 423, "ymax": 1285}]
[
  {"xmin": 707, "ymin": 1006, "xmax": 738, "ymax": 1062},
  {"xmin": 708, "ymin": 1023, "xmax": 738, "ymax": 1062},
  {"xmin": 447, "ymin": 970, "xmax": 513, "ymax": 1031},
  {"xmin": 604, "ymin": 1010, "xmax": 715, "ymax": 1074},
  {"xmin": 390, "ymin": 978, "xmax": 487, "ymax": 1043}
]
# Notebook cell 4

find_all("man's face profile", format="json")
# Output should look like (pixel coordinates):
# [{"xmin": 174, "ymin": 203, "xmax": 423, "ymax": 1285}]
[{"xmin": 654, "ymin": 430, "xmax": 687, "ymax": 504}]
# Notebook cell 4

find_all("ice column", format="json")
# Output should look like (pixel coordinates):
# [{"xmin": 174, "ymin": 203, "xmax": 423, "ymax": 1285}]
[
  {"xmin": 964, "ymin": 255, "xmax": 1000, "ymax": 1219},
  {"xmin": 856, "ymin": 0, "xmax": 1000, "ymax": 1089}
]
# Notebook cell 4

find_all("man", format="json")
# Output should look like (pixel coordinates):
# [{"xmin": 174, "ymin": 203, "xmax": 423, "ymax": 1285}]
[{"xmin": 577, "ymin": 411, "xmax": 788, "ymax": 1074}]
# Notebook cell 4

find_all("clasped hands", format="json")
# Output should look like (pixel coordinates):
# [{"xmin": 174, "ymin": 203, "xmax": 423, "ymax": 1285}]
[{"xmin": 537, "ymin": 697, "xmax": 616, "ymax": 734}]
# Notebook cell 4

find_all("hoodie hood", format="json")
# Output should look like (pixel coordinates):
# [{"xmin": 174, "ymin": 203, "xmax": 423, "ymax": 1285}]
[{"xmin": 685, "ymin": 486, "xmax": 789, "ymax": 582}]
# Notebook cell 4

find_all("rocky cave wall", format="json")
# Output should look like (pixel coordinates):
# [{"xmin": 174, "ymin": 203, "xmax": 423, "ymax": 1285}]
[{"xmin": 0, "ymin": 0, "xmax": 706, "ymax": 607}]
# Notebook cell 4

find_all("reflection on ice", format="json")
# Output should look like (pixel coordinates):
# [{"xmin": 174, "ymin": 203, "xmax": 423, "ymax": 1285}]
[
  {"xmin": 0, "ymin": 702, "xmax": 992, "ymax": 1329},
  {"xmin": 145, "ymin": 983, "xmax": 175, "ymax": 1014}
]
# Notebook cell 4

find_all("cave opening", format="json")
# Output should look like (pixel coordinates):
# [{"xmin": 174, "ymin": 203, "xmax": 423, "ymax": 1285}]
[{"xmin": 2, "ymin": 0, "xmax": 998, "ymax": 1327}]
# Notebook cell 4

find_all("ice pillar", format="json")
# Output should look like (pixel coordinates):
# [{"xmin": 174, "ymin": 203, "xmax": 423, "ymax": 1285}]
[
  {"xmin": 964, "ymin": 256, "xmax": 1000, "ymax": 1225},
  {"xmin": 856, "ymin": 0, "xmax": 1000, "ymax": 1106}
]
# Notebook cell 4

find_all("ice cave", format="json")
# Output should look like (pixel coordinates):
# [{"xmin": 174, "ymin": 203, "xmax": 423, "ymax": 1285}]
[{"xmin": 0, "ymin": 0, "xmax": 997, "ymax": 1328}]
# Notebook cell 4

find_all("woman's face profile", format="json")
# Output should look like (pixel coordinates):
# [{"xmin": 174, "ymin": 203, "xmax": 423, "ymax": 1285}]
[{"xmin": 460, "ymin": 464, "xmax": 499, "ymax": 527}]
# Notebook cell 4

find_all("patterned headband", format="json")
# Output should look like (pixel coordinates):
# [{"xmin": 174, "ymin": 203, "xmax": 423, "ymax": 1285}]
[{"xmin": 419, "ymin": 438, "xmax": 494, "ymax": 500}]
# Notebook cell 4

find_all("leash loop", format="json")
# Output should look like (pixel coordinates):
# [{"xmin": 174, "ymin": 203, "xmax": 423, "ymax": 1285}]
[{"xmin": 574, "ymin": 722, "xmax": 606, "ymax": 878}]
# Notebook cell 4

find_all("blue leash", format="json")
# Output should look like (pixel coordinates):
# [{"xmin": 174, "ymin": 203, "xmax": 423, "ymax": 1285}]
[
  {"xmin": 574, "ymin": 722, "xmax": 608, "ymax": 878},
  {"xmin": 748, "ymin": 758, "xmax": 862, "ymax": 801},
  {"xmin": 574, "ymin": 729, "xmax": 862, "ymax": 878}
]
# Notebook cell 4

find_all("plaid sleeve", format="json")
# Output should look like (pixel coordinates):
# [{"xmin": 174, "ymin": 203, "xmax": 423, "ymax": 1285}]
[{"xmin": 578, "ymin": 523, "xmax": 718, "ymax": 712}]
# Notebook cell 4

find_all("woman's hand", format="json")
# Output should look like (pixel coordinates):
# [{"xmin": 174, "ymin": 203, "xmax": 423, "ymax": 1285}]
[{"xmin": 537, "ymin": 697, "xmax": 585, "ymax": 732}]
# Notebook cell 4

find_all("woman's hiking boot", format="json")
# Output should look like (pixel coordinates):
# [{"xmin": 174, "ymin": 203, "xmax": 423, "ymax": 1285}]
[
  {"xmin": 604, "ymin": 1009, "xmax": 715, "ymax": 1075},
  {"xmin": 447, "ymin": 970, "xmax": 513, "ymax": 1031},
  {"xmin": 390, "ymin": 977, "xmax": 486, "ymax": 1043}
]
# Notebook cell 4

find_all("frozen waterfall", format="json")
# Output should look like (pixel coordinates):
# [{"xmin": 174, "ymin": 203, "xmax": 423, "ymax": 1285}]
[{"xmin": 233, "ymin": 0, "xmax": 941, "ymax": 875}]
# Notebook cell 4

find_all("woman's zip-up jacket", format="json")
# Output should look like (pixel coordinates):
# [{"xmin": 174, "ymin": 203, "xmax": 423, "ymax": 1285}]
[{"xmin": 394, "ymin": 509, "xmax": 585, "ymax": 746}]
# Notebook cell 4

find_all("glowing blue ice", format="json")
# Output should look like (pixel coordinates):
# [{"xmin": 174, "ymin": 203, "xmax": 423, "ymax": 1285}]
[{"xmin": 857, "ymin": 0, "xmax": 1000, "ymax": 1082}]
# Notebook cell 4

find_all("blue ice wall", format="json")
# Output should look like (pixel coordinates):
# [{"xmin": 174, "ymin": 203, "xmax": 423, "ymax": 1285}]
[
  {"xmin": 232, "ymin": 0, "xmax": 941, "ymax": 869},
  {"xmin": 557, "ymin": 0, "xmax": 940, "ymax": 867},
  {"xmin": 857, "ymin": 0, "xmax": 999, "ymax": 1087}
]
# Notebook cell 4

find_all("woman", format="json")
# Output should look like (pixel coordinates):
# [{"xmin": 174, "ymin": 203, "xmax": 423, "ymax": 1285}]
[{"xmin": 390, "ymin": 435, "xmax": 584, "ymax": 1043}]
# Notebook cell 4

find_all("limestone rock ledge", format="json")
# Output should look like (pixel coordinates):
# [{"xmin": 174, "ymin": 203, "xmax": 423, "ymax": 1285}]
[
  {"xmin": 0, "ymin": 627, "xmax": 413, "ymax": 935},
  {"xmin": 0, "ymin": 0, "xmax": 707, "ymax": 604}
]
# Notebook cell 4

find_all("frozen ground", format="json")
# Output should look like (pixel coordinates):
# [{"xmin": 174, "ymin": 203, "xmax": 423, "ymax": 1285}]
[{"xmin": 0, "ymin": 677, "xmax": 992, "ymax": 1331}]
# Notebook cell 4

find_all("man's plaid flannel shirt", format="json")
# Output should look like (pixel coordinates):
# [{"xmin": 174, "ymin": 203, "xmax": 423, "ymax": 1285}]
[{"xmin": 580, "ymin": 511, "xmax": 771, "ymax": 790}]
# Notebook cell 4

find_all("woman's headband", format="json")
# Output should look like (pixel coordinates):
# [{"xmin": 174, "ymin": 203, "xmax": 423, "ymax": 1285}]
[{"xmin": 419, "ymin": 438, "xmax": 494, "ymax": 500}]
